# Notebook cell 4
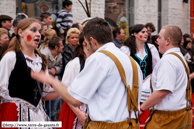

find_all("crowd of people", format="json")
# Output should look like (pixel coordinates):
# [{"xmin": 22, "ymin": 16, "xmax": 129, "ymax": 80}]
[{"xmin": 0, "ymin": 0, "xmax": 193, "ymax": 129}]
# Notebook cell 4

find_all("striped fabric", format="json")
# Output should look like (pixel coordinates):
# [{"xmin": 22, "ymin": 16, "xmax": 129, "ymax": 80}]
[{"xmin": 56, "ymin": 10, "xmax": 73, "ymax": 32}]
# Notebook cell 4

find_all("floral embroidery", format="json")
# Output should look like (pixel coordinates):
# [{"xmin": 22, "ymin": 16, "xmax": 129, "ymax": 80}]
[
  {"xmin": 0, "ymin": 87, "xmax": 9, "ymax": 95},
  {"xmin": 2, "ymin": 98, "xmax": 41, "ymax": 113}
]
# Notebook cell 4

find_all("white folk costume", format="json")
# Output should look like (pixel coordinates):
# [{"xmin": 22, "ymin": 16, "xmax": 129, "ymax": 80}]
[
  {"xmin": 120, "ymin": 43, "xmax": 160, "ymax": 128},
  {"xmin": 58, "ymin": 57, "xmax": 87, "ymax": 129},
  {"xmin": 120, "ymin": 43, "xmax": 160, "ymax": 101},
  {"xmin": 0, "ymin": 51, "xmax": 52, "ymax": 128},
  {"xmin": 145, "ymin": 48, "xmax": 192, "ymax": 129},
  {"xmin": 68, "ymin": 43, "xmax": 143, "ymax": 123}
]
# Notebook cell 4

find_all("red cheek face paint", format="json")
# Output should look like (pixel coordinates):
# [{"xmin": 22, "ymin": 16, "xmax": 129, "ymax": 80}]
[
  {"xmin": 140, "ymin": 35, "xmax": 143, "ymax": 38},
  {"xmin": 27, "ymin": 35, "xmax": 32, "ymax": 42}
]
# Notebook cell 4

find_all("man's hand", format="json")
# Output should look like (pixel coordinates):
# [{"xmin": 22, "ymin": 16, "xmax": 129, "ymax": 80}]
[
  {"xmin": 139, "ymin": 110, "xmax": 143, "ymax": 115},
  {"xmin": 49, "ymin": 68, "xmax": 56, "ymax": 76},
  {"xmin": 31, "ymin": 70, "xmax": 55, "ymax": 84}
]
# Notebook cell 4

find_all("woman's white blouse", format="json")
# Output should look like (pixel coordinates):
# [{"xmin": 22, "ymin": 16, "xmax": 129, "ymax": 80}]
[
  {"xmin": 0, "ymin": 51, "xmax": 50, "ymax": 99},
  {"xmin": 120, "ymin": 43, "xmax": 160, "ymax": 69}
]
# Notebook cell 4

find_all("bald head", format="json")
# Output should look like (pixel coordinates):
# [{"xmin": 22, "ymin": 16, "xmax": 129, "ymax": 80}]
[{"xmin": 162, "ymin": 25, "xmax": 182, "ymax": 47}]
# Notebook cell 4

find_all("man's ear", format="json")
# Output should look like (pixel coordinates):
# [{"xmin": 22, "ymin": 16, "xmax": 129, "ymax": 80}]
[
  {"xmin": 90, "ymin": 37, "xmax": 97, "ymax": 46},
  {"xmin": 55, "ymin": 45, "xmax": 58, "ymax": 50},
  {"xmin": 166, "ymin": 38, "xmax": 171, "ymax": 45}
]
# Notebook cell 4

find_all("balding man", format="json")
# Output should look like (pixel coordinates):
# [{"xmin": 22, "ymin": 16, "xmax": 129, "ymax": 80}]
[{"xmin": 140, "ymin": 25, "xmax": 192, "ymax": 129}]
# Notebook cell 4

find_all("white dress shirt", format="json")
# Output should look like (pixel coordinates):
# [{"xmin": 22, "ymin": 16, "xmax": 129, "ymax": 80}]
[
  {"xmin": 68, "ymin": 42, "xmax": 143, "ymax": 122},
  {"xmin": 152, "ymin": 48, "xmax": 188, "ymax": 111}
]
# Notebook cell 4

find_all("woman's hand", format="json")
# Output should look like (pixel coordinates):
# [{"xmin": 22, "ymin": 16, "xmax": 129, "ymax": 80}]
[{"xmin": 77, "ymin": 111, "xmax": 88, "ymax": 124}]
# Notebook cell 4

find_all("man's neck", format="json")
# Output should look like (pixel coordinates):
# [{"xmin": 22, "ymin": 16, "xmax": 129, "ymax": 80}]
[
  {"xmin": 50, "ymin": 49, "xmax": 58, "ymax": 58},
  {"xmin": 115, "ymin": 37, "xmax": 121, "ymax": 41},
  {"xmin": 64, "ymin": 8, "xmax": 69, "ymax": 12}
]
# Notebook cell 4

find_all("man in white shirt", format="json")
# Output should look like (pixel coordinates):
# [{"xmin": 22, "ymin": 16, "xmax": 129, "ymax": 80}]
[
  {"xmin": 31, "ymin": 17, "xmax": 143, "ymax": 128},
  {"xmin": 140, "ymin": 25, "xmax": 192, "ymax": 129}
]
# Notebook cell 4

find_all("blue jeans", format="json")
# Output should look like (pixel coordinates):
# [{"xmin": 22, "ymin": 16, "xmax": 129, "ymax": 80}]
[{"xmin": 45, "ymin": 98, "xmax": 60, "ymax": 121}]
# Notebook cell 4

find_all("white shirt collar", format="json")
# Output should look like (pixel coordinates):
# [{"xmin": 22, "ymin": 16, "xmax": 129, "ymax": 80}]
[
  {"xmin": 24, "ymin": 54, "xmax": 42, "ymax": 64},
  {"xmin": 163, "ymin": 47, "xmax": 180, "ymax": 56},
  {"xmin": 96, "ymin": 42, "xmax": 116, "ymax": 52}
]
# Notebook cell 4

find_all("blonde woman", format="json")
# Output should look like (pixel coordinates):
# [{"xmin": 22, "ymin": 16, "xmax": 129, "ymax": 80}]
[
  {"xmin": 39, "ymin": 29, "xmax": 57, "ymax": 51},
  {"xmin": 62, "ymin": 27, "xmax": 80, "ymax": 76}
]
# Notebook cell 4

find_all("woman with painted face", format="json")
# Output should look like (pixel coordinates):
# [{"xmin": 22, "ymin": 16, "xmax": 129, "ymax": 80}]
[
  {"xmin": 120, "ymin": 24, "xmax": 160, "ymax": 129},
  {"xmin": 121, "ymin": 24, "xmax": 160, "ymax": 79},
  {"xmin": 0, "ymin": 18, "xmax": 59, "ymax": 125}
]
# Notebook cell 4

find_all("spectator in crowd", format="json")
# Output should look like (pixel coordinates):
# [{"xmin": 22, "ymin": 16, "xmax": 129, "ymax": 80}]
[
  {"xmin": 181, "ymin": 39, "xmax": 194, "ymax": 94},
  {"xmin": 72, "ymin": 23, "xmax": 83, "ymax": 32},
  {"xmin": 182, "ymin": 33, "xmax": 194, "ymax": 57},
  {"xmin": 151, "ymin": 35, "xmax": 162, "ymax": 58},
  {"xmin": 151, "ymin": 35, "xmax": 159, "ymax": 49},
  {"xmin": 140, "ymin": 25, "xmax": 192, "ymax": 129},
  {"xmin": 40, "ymin": 12, "xmax": 53, "ymax": 30},
  {"xmin": 120, "ymin": 24, "xmax": 160, "ymax": 128},
  {"xmin": 11, "ymin": 18, "xmax": 21, "ymax": 40},
  {"xmin": 112, "ymin": 27, "xmax": 125, "ymax": 48},
  {"xmin": 31, "ymin": 17, "xmax": 143, "ymax": 129},
  {"xmin": 56, "ymin": 0, "xmax": 73, "ymax": 38},
  {"xmin": 183, "ymin": 33, "xmax": 192, "ymax": 42},
  {"xmin": 0, "ymin": 18, "xmax": 59, "ymax": 125},
  {"xmin": 40, "ymin": 36, "xmax": 64, "ymax": 121},
  {"xmin": 0, "ymin": 15, "xmax": 13, "ymax": 39},
  {"xmin": 41, "ymin": 36, "xmax": 64, "ymax": 81},
  {"xmin": 40, "ymin": 23, "xmax": 48, "ymax": 43},
  {"xmin": 0, "ymin": 28, "xmax": 10, "ymax": 60},
  {"xmin": 61, "ymin": 28, "xmax": 80, "ymax": 76},
  {"xmin": 58, "ymin": 32, "xmax": 89, "ymax": 129},
  {"xmin": 145, "ymin": 22, "xmax": 156, "ymax": 43},
  {"xmin": 39, "ymin": 29, "xmax": 57, "ymax": 50},
  {"xmin": 181, "ymin": 40, "xmax": 193, "ymax": 73}
]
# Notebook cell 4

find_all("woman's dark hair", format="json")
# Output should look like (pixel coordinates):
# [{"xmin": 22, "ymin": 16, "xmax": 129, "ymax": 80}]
[
  {"xmin": 71, "ymin": 32, "xmax": 85, "ymax": 71},
  {"xmin": 124, "ymin": 24, "xmax": 145, "ymax": 54},
  {"xmin": 151, "ymin": 35, "xmax": 159, "ymax": 44}
]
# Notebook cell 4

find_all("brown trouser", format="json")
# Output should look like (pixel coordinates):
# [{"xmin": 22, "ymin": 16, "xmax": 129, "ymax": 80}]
[
  {"xmin": 145, "ymin": 108, "xmax": 192, "ymax": 129},
  {"xmin": 85, "ymin": 119, "xmax": 139, "ymax": 129}
]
